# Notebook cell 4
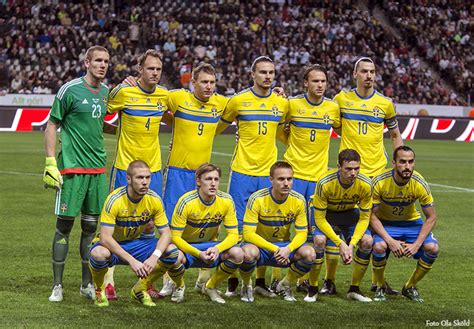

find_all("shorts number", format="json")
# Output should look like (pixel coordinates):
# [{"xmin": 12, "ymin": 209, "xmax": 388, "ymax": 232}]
[
  {"xmin": 358, "ymin": 121, "xmax": 368, "ymax": 135},
  {"xmin": 272, "ymin": 227, "xmax": 280, "ymax": 238},
  {"xmin": 91, "ymin": 104, "xmax": 102, "ymax": 118},
  {"xmin": 392, "ymin": 206, "xmax": 404, "ymax": 216},
  {"xmin": 145, "ymin": 118, "xmax": 151, "ymax": 131},
  {"xmin": 337, "ymin": 203, "xmax": 346, "ymax": 210},
  {"xmin": 258, "ymin": 122, "xmax": 268, "ymax": 135},
  {"xmin": 199, "ymin": 228, "xmax": 206, "ymax": 239},
  {"xmin": 309, "ymin": 129, "xmax": 316, "ymax": 142},
  {"xmin": 197, "ymin": 123, "xmax": 204, "ymax": 135}
]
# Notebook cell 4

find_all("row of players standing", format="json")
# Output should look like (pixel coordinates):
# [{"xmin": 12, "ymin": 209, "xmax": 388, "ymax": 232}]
[{"xmin": 43, "ymin": 46, "xmax": 439, "ymax": 305}]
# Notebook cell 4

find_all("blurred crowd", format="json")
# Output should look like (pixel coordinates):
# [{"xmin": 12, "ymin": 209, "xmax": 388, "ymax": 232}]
[{"xmin": 0, "ymin": 0, "xmax": 469, "ymax": 105}]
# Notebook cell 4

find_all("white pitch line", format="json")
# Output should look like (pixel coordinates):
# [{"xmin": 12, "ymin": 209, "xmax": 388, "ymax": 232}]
[{"xmin": 428, "ymin": 183, "xmax": 474, "ymax": 193}]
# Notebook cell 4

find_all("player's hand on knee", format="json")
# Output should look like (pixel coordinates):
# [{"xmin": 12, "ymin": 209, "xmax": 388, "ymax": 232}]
[
  {"xmin": 143, "ymin": 257, "xmax": 158, "ymax": 273},
  {"xmin": 205, "ymin": 247, "xmax": 219, "ymax": 262},
  {"xmin": 123, "ymin": 75, "xmax": 138, "ymax": 86},
  {"xmin": 401, "ymin": 242, "xmax": 420, "ymax": 258},
  {"xmin": 43, "ymin": 157, "xmax": 63, "ymax": 190},
  {"xmin": 339, "ymin": 242, "xmax": 352, "ymax": 264},
  {"xmin": 199, "ymin": 250, "xmax": 213, "ymax": 264},
  {"xmin": 130, "ymin": 259, "xmax": 148, "ymax": 278},
  {"xmin": 388, "ymin": 239, "xmax": 405, "ymax": 258},
  {"xmin": 274, "ymin": 247, "xmax": 290, "ymax": 265}
]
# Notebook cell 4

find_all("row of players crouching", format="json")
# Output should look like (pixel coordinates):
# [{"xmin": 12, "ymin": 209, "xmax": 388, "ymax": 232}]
[{"xmin": 90, "ymin": 146, "xmax": 439, "ymax": 307}]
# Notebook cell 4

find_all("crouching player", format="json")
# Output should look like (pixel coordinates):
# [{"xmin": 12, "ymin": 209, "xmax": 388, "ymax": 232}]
[
  {"xmin": 308, "ymin": 149, "xmax": 373, "ymax": 302},
  {"xmin": 167, "ymin": 163, "xmax": 243, "ymax": 304},
  {"xmin": 239, "ymin": 161, "xmax": 315, "ymax": 302},
  {"xmin": 88, "ymin": 160, "xmax": 177, "ymax": 307},
  {"xmin": 371, "ymin": 146, "xmax": 438, "ymax": 303}
]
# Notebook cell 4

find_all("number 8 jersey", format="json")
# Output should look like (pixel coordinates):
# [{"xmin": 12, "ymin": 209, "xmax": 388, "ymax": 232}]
[
  {"xmin": 108, "ymin": 83, "xmax": 169, "ymax": 173},
  {"xmin": 50, "ymin": 77, "xmax": 109, "ymax": 174},
  {"xmin": 334, "ymin": 89, "xmax": 398, "ymax": 177}
]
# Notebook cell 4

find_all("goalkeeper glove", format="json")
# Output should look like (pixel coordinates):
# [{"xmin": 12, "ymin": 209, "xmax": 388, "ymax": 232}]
[{"xmin": 43, "ymin": 157, "xmax": 63, "ymax": 190}]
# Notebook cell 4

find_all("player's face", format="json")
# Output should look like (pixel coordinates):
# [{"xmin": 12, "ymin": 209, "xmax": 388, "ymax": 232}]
[
  {"xmin": 338, "ymin": 161, "xmax": 360, "ymax": 185},
  {"xmin": 252, "ymin": 61, "xmax": 275, "ymax": 90},
  {"xmin": 127, "ymin": 167, "xmax": 151, "ymax": 196},
  {"xmin": 85, "ymin": 50, "xmax": 110, "ymax": 80},
  {"xmin": 139, "ymin": 56, "xmax": 162, "ymax": 86},
  {"xmin": 197, "ymin": 170, "xmax": 220, "ymax": 198},
  {"xmin": 270, "ymin": 168, "xmax": 293, "ymax": 197},
  {"xmin": 354, "ymin": 61, "xmax": 375, "ymax": 89},
  {"xmin": 393, "ymin": 150, "xmax": 415, "ymax": 179},
  {"xmin": 304, "ymin": 70, "xmax": 327, "ymax": 98},
  {"xmin": 193, "ymin": 72, "xmax": 216, "ymax": 101}
]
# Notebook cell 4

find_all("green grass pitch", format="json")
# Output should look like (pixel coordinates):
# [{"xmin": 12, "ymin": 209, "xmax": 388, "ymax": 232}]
[{"xmin": 0, "ymin": 132, "xmax": 472, "ymax": 327}]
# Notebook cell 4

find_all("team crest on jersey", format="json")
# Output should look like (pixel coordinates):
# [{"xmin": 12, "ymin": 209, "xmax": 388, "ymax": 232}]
[
  {"xmin": 92, "ymin": 98, "xmax": 99, "ymax": 104},
  {"xmin": 242, "ymin": 102, "xmax": 252, "ymax": 107},
  {"xmin": 272, "ymin": 105, "xmax": 279, "ymax": 116},
  {"xmin": 352, "ymin": 194, "xmax": 360, "ymax": 202},
  {"xmin": 372, "ymin": 106, "xmax": 382, "ymax": 117},
  {"xmin": 286, "ymin": 211, "xmax": 295, "ymax": 221},
  {"xmin": 211, "ymin": 107, "xmax": 218, "ymax": 118},
  {"xmin": 213, "ymin": 212, "xmax": 223, "ymax": 221},
  {"xmin": 323, "ymin": 113, "xmax": 330, "ymax": 124},
  {"xmin": 157, "ymin": 102, "xmax": 166, "ymax": 111},
  {"xmin": 361, "ymin": 104, "xmax": 367, "ymax": 108},
  {"xmin": 102, "ymin": 96, "xmax": 107, "ymax": 103},
  {"xmin": 60, "ymin": 203, "xmax": 68, "ymax": 213},
  {"xmin": 141, "ymin": 210, "xmax": 151, "ymax": 222}
]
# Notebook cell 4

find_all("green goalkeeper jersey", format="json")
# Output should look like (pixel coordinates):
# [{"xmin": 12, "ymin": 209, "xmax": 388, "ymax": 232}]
[{"xmin": 49, "ymin": 77, "xmax": 109, "ymax": 174}]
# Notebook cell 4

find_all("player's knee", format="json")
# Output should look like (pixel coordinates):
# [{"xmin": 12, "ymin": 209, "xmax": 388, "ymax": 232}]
[
  {"xmin": 373, "ymin": 242, "xmax": 387, "ymax": 254},
  {"xmin": 299, "ymin": 245, "xmax": 316, "ymax": 262},
  {"xmin": 313, "ymin": 235, "xmax": 326, "ymax": 248},
  {"xmin": 423, "ymin": 243, "xmax": 439, "ymax": 255},
  {"xmin": 56, "ymin": 216, "xmax": 75, "ymax": 236},
  {"xmin": 227, "ymin": 247, "xmax": 244, "ymax": 264},
  {"xmin": 359, "ymin": 235, "xmax": 373, "ymax": 250},
  {"xmin": 242, "ymin": 245, "xmax": 259, "ymax": 262},
  {"xmin": 90, "ymin": 246, "xmax": 111, "ymax": 261},
  {"xmin": 80, "ymin": 214, "xmax": 98, "ymax": 234},
  {"xmin": 160, "ymin": 244, "xmax": 179, "ymax": 265}
]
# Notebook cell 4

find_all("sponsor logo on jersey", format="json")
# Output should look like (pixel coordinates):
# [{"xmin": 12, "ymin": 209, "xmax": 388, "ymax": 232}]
[{"xmin": 361, "ymin": 104, "xmax": 367, "ymax": 108}]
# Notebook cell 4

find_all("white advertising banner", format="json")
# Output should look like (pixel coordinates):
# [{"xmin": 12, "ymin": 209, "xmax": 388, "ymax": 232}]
[{"xmin": 0, "ymin": 94, "xmax": 56, "ymax": 107}]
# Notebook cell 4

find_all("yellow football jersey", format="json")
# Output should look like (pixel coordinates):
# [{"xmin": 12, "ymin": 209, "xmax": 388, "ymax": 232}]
[
  {"xmin": 95, "ymin": 186, "xmax": 168, "ymax": 243},
  {"xmin": 313, "ymin": 169, "xmax": 372, "ymax": 246},
  {"xmin": 108, "ymin": 83, "xmax": 169, "ymax": 172},
  {"xmin": 171, "ymin": 190, "xmax": 239, "ymax": 256},
  {"xmin": 167, "ymin": 89, "xmax": 228, "ymax": 170},
  {"xmin": 221, "ymin": 88, "xmax": 288, "ymax": 176},
  {"xmin": 334, "ymin": 89, "xmax": 398, "ymax": 177},
  {"xmin": 243, "ymin": 188, "xmax": 307, "ymax": 252},
  {"xmin": 283, "ymin": 94, "xmax": 340, "ymax": 181},
  {"xmin": 372, "ymin": 169, "xmax": 434, "ymax": 222}
]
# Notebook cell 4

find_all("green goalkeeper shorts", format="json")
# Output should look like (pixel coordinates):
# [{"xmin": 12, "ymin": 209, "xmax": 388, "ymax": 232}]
[{"xmin": 54, "ymin": 173, "xmax": 108, "ymax": 217}]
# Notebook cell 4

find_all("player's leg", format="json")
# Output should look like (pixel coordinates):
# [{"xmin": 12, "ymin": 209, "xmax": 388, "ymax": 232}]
[
  {"xmin": 372, "ymin": 238, "xmax": 389, "ymax": 302},
  {"xmin": 89, "ymin": 243, "xmax": 112, "ymax": 307},
  {"xmin": 305, "ymin": 234, "xmax": 326, "ymax": 302},
  {"xmin": 347, "ymin": 232, "xmax": 373, "ymax": 302},
  {"xmin": 277, "ymin": 244, "xmax": 315, "ymax": 302},
  {"xmin": 204, "ymin": 246, "xmax": 244, "ymax": 303},
  {"xmin": 49, "ymin": 173, "xmax": 85, "ymax": 302},
  {"xmin": 80, "ymin": 173, "xmax": 107, "ymax": 299},
  {"xmin": 239, "ymin": 243, "xmax": 260, "ymax": 302}
]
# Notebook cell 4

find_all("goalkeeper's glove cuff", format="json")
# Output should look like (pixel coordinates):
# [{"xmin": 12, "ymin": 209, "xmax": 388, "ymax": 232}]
[{"xmin": 45, "ymin": 157, "xmax": 57, "ymax": 166}]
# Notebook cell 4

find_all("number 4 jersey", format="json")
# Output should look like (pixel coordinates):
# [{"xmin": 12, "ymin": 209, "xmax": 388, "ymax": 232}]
[
  {"xmin": 334, "ymin": 89, "xmax": 398, "ymax": 177},
  {"xmin": 108, "ymin": 83, "xmax": 169, "ymax": 173},
  {"xmin": 50, "ymin": 77, "xmax": 109, "ymax": 174}
]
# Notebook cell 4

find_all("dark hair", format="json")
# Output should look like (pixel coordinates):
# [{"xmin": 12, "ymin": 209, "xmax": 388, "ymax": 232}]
[
  {"xmin": 353, "ymin": 56, "xmax": 374, "ymax": 72},
  {"xmin": 138, "ymin": 49, "xmax": 162, "ymax": 67},
  {"xmin": 393, "ymin": 145, "xmax": 415, "ymax": 161},
  {"xmin": 251, "ymin": 56, "xmax": 274, "ymax": 73},
  {"xmin": 192, "ymin": 63, "xmax": 216, "ymax": 81},
  {"xmin": 195, "ymin": 163, "xmax": 221, "ymax": 180},
  {"xmin": 303, "ymin": 64, "xmax": 327, "ymax": 81},
  {"xmin": 270, "ymin": 161, "xmax": 293, "ymax": 177},
  {"xmin": 126, "ymin": 160, "xmax": 150, "ymax": 176},
  {"xmin": 85, "ymin": 45, "xmax": 109, "ymax": 61},
  {"xmin": 338, "ymin": 149, "xmax": 361, "ymax": 166}
]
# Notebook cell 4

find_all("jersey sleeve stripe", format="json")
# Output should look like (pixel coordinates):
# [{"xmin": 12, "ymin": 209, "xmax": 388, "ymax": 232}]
[
  {"xmin": 100, "ymin": 223, "xmax": 115, "ymax": 227},
  {"xmin": 243, "ymin": 222, "xmax": 257, "ymax": 226},
  {"xmin": 105, "ymin": 188, "xmax": 127, "ymax": 213},
  {"xmin": 57, "ymin": 79, "xmax": 82, "ymax": 100},
  {"xmin": 170, "ymin": 225, "xmax": 185, "ymax": 231},
  {"xmin": 109, "ymin": 83, "xmax": 128, "ymax": 98},
  {"xmin": 412, "ymin": 175, "xmax": 431, "ymax": 194},
  {"xmin": 155, "ymin": 224, "xmax": 168, "ymax": 229}
]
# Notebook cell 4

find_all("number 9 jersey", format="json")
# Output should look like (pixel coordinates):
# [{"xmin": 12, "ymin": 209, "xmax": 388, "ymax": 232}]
[{"xmin": 334, "ymin": 89, "xmax": 398, "ymax": 177}]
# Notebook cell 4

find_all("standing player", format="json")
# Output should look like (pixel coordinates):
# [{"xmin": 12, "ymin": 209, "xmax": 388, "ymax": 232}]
[
  {"xmin": 308, "ymin": 149, "xmax": 373, "ymax": 302},
  {"xmin": 167, "ymin": 163, "xmax": 243, "ymax": 304},
  {"xmin": 371, "ymin": 146, "xmax": 438, "ymax": 303},
  {"xmin": 43, "ymin": 46, "xmax": 110, "ymax": 302},
  {"xmin": 104, "ymin": 49, "xmax": 170, "ymax": 300},
  {"xmin": 217, "ymin": 56, "xmax": 288, "ymax": 296},
  {"xmin": 160, "ymin": 63, "xmax": 229, "ymax": 296},
  {"xmin": 333, "ymin": 56, "xmax": 403, "ymax": 294},
  {"xmin": 89, "ymin": 160, "xmax": 177, "ymax": 307},
  {"xmin": 239, "ymin": 161, "xmax": 315, "ymax": 302}
]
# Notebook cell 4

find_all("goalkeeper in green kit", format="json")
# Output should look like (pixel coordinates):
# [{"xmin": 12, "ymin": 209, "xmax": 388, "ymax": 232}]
[{"xmin": 43, "ymin": 46, "xmax": 112, "ymax": 302}]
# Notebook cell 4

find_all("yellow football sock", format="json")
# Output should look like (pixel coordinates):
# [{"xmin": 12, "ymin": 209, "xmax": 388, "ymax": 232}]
[
  {"xmin": 324, "ymin": 246, "xmax": 339, "ymax": 281},
  {"xmin": 103, "ymin": 266, "xmax": 115, "ymax": 286},
  {"xmin": 351, "ymin": 247, "xmax": 371, "ymax": 286},
  {"xmin": 206, "ymin": 259, "xmax": 241, "ymax": 289}
]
